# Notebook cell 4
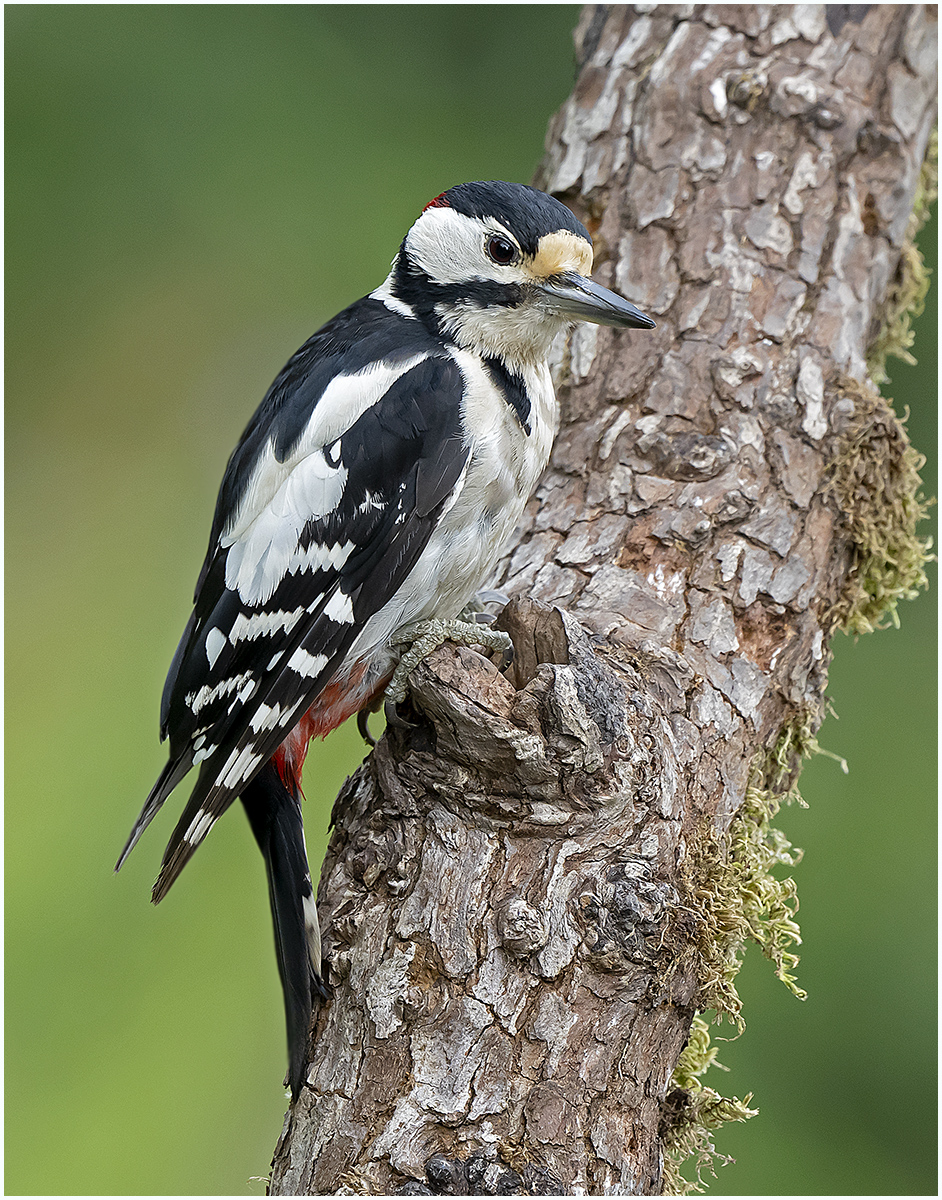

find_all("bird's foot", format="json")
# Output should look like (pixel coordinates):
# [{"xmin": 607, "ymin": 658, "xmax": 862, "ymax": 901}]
[{"xmin": 384, "ymin": 617, "xmax": 514, "ymax": 707}]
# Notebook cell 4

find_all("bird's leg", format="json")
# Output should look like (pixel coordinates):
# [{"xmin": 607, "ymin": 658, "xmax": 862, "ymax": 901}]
[{"xmin": 383, "ymin": 617, "xmax": 514, "ymax": 717}]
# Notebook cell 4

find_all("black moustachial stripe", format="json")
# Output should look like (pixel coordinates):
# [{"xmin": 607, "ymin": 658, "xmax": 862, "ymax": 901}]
[
  {"xmin": 483, "ymin": 355, "xmax": 531, "ymax": 434},
  {"xmin": 390, "ymin": 258, "xmax": 529, "ymax": 344}
]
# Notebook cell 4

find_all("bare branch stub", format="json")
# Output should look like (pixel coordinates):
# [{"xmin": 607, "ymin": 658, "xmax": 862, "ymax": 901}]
[{"xmin": 270, "ymin": 5, "xmax": 936, "ymax": 1195}]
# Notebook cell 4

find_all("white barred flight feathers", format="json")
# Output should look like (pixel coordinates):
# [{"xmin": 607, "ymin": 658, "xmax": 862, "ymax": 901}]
[{"xmin": 117, "ymin": 180, "xmax": 655, "ymax": 1098}]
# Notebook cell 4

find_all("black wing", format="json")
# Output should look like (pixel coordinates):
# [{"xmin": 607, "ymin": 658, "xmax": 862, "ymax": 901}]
[{"xmin": 119, "ymin": 300, "xmax": 469, "ymax": 891}]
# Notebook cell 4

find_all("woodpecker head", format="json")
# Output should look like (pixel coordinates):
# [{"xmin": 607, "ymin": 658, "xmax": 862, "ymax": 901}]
[{"xmin": 389, "ymin": 181, "xmax": 655, "ymax": 363}]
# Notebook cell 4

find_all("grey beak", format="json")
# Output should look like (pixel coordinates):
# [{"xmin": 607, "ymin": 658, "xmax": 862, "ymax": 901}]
[{"xmin": 538, "ymin": 272, "xmax": 656, "ymax": 329}]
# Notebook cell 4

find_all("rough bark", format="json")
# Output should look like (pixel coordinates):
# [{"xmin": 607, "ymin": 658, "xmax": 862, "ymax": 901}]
[{"xmin": 270, "ymin": 5, "xmax": 936, "ymax": 1195}]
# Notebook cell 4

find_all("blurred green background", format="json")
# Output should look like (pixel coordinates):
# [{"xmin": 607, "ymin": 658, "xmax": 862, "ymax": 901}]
[{"xmin": 6, "ymin": 6, "xmax": 935, "ymax": 1196}]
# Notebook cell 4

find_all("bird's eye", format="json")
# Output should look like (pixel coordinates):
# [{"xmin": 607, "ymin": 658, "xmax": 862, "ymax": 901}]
[{"xmin": 485, "ymin": 235, "xmax": 519, "ymax": 266}]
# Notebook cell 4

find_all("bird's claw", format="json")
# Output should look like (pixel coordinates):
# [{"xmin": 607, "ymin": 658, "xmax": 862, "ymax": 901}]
[
  {"xmin": 356, "ymin": 708, "xmax": 377, "ymax": 747},
  {"xmin": 384, "ymin": 697, "xmax": 415, "ymax": 730}
]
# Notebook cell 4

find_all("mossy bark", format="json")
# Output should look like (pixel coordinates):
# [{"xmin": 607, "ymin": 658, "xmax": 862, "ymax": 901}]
[{"xmin": 269, "ymin": 6, "xmax": 936, "ymax": 1195}]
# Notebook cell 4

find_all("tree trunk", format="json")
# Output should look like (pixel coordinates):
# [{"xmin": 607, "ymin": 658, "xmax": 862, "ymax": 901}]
[{"xmin": 270, "ymin": 5, "xmax": 936, "ymax": 1195}]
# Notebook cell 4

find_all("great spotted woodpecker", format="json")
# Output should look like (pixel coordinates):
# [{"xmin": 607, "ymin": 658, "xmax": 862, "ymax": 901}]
[{"xmin": 117, "ymin": 181, "xmax": 654, "ymax": 1098}]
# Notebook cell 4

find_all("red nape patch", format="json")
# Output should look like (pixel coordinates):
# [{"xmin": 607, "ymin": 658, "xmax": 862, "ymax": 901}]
[{"xmin": 422, "ymin": 191, "xmax": 451, "ymax": 212}]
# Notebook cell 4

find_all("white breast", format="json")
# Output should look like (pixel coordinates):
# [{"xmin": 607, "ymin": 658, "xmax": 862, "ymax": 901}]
[{"xmin": 349, "ymin": 348, "xmax": 559, "ymax": 670}]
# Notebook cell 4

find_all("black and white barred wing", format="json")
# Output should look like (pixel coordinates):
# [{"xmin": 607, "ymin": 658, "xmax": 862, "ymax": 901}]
[{"xmin": 120, "ymin": 351, "xmax": 468, "ymax": 897}]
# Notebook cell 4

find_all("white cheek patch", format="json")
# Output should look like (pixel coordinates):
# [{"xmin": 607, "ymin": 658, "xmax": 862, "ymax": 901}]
[
  {"xmin": 407, "ymin": 209, "xmax": 594, "ymax": 291},
  {"xmin": 406, "ymin": 208, "xmax": 527, "ymax": 287}
]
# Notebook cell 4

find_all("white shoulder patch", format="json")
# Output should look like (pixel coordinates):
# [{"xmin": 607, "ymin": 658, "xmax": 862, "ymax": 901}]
[
  {"xmin": 220, "ymin": 353, "xmax": 429, "ymax": 606},
  {"xmin": 296, "ymin": 352, "xmax": 429, "ymax": 453}
]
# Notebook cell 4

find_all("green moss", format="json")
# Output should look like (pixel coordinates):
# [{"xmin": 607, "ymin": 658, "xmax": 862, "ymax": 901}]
[
  {"xmin": 826, "ymin": 377, "xmax": 932, "ymax": 635},
  {"xmin": 662, "ymin": 122, "xmax": 936, "ymax": 1200},
  {"xmin": 842, "ymin": 132, "xmax": 936, "ymax": 635},
  {"xmin": 661, "ymin": 1017, "xmax": 758, "ymax": 1196},
  {"xmin": 867, "ymin": 128, "xmax": 937, "ymax": 385},
  {"xmin": 679, "ymin": 712, "xmax": 815, "ymax": 1030},
  {"xmin": 664, "ymin": 372, "xmax": 932, "ymax": 1185},
  {"xmin": 663, "ymin": 715, "xmax": 824, "ymax": 1192}
]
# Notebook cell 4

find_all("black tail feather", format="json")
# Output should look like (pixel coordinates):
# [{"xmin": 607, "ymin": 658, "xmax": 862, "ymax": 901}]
[
  {"xmin": 115, "ymin": 755, "xmax": 191, "ymax": 873},
  {"xmin": 241, "ymin": 762, "xmax": 322, "ymax": 1099}
]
